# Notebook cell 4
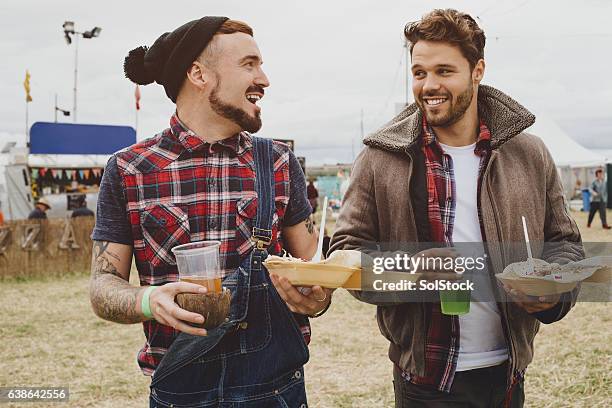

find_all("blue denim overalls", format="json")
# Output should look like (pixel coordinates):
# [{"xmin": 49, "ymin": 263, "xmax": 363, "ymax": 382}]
[{"xmin": 149, "ymin": 137, "xmax": 310, "ymax": 407}]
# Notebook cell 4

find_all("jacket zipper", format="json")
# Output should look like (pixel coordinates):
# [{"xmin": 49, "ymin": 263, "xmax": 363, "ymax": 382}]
[
  {"xmin": 405, "ymin": 151, "xmax": 418, "ymax": 233},
  {"xmin": 405, "ymin": 150, "xmax": 428, "ymax": 376},
  {"xmin": 481, "ymin": 152, "xmax": 517, "ymax": 387}
]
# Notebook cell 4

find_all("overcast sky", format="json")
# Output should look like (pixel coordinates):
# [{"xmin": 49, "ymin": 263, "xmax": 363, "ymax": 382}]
[{"xmin": 1, "ymin": 0, "xmax": 610, "ymax": 165}]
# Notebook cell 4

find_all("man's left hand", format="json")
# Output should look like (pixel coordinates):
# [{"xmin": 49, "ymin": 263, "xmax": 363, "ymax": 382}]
[
  {"xmin": 502, "ymin": 284, "xmax": 560, "ymax": 313},
  {"xmin": 270, "ymin": 273, "xmax": 333, "ymax": 316}
]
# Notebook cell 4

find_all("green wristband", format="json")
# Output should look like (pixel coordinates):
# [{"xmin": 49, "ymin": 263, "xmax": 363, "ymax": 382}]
[{"xmin": 141, "ymin": 286, "xmax": 156, "ymax": 319}]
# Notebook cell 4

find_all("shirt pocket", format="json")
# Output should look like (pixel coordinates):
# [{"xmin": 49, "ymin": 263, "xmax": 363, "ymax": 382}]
[
  {"xmin": 235, "ymin": 194, "xmax": 288, "ymax": 256},
  {"xmin": 140, "ymin": 204, "xmax": 190, "ymax": 267}
]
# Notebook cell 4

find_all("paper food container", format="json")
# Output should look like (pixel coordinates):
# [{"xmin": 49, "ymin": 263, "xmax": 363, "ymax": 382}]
[
  {"xmin": 264, "ymin": 250, "xmax": 362, "ymax": 288},
  {"xmin": 342, "ymin": 270, "xmax": 362, "ymax": 290},
  {"xmin": 496, "ymin": 258, "xmax": 604, "ymax": 296},
  {"xmin": 576, "ymin": 256, "xmax": 612, "ymax": 283}
]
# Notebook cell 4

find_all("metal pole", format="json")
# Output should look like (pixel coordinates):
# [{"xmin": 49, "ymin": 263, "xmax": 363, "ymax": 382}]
[
  {"xmin": 73, "ymin": 34, "xmax": 79, "ymax": 123},
  {"xmin": 25, "ymin": 100, "xmax": 29, "ymax": 147},
  {"xmin": 360, "ymin": 109, "xmax": 364, "ymax": 140}
]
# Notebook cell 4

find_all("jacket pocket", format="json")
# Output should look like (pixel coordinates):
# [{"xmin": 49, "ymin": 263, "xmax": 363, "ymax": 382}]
[
  {"xmin": 377, "ymin": 306, "xmax": 398, "ymax": 344},
  {"xmin": 140, "ymin": 204, "xmax": 190, "ymax": 267},
  {"xmin": 378, "ymin": 303, "xmax": 417, "ymax": 348}
]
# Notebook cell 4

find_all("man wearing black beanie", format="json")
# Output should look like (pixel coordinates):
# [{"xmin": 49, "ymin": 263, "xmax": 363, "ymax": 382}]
[{"xmin": 89, "ymin": 17, "xmax": 331, "ymax": 407}]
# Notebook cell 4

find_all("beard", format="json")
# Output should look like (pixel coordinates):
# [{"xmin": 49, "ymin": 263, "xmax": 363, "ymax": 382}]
[
  {"xmin": 418, "ymin": 81, "xmax": 474, "ymax": 128},
  {"xmin": 208, "ymin": 77, "xmax": 262, "ymax": 134}
]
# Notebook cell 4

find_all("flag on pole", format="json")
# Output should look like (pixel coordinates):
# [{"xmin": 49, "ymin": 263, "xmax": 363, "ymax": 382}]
[
  {"xmin": 135, "ymin": 85, "xmax": 141, "ymax": 110},
  {"xmin": 24, "ymin": 70, "xmax": 32, "ymax": 102}
]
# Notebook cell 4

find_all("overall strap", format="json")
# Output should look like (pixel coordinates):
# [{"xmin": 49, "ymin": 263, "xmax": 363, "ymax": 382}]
[{"xmin": 251, "ymin": 136, "xmax": 275, "ymax": 250}]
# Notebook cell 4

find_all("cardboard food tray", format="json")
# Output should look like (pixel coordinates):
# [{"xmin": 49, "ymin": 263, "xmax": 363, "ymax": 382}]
[
  {"xmin": 264, "ymin": 261, "xmax": 358, "ymax": 288},
  {"xmin": 495, "ymin": 273, "xmax": 580, "ymax": 296},
  {"xmin": 265, "ymin": 250, "xmax": 429, "ymax": 290},
  {"xmin": 576, "ymin": 256, "xmax": 612, "ymax": 283},
  {"xmin": 264, "ymin": 250, "xmax": 362, "ymax": 288},
  {"xmin": 496, "ymin": 258, "xmax": 608, "ymax": 296}
]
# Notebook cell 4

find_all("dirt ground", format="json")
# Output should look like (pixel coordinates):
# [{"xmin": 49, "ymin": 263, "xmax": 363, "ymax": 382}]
[{"xmin": 0, "ymin": 209, "xmax": 609, "ymax": 407}]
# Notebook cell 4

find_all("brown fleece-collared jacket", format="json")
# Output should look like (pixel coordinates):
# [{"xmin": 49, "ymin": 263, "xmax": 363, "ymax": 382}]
[{"xmin": 329, "ymin": 84, "xmax": 583, "ymax": 380}]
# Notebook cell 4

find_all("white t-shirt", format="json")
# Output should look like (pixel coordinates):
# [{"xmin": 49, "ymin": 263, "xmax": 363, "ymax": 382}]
[{"xmin": 439, "ymin": 142, "xmax": 508, "ymax": 371}]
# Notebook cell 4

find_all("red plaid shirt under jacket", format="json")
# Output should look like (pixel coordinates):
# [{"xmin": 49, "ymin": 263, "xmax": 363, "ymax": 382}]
[
  {"xmin": 113, "ymin": 114, "xmax": 311, "ymax": 375},
  {"xmin": 399, "ymin": 117, "xmax": 492, "ymax": 391}
]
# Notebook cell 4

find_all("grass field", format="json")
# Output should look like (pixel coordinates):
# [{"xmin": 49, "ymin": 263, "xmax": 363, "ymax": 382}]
[{"xmin": 0, "ymin": 210, "xmax": 610, "ymax": 407}]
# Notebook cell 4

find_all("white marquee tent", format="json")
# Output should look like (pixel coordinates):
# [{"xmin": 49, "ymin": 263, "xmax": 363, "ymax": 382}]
[
  {"xmin": 526, "ymin": 115, "xmax": 607, "ymax": 168},
  {"xmin": 526, "ymin": 115, "xmax": 608, "ymax": 202}
]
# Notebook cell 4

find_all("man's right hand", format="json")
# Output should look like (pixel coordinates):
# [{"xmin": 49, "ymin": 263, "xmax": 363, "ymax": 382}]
[
  {"xmin": 413, "ymin": 248, "xmax": 462, "ymax": 282},
  {"xmin": 149, "ymin": 282, "xmax": 210, "ymax": 336}
]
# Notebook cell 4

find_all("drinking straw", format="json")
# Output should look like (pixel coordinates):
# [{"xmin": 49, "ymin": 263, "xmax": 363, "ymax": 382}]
[
  {"xmin": 312, "ymin": 196, "xmax": 328, "ymax": 262},
  {"xmin": 521, "ymin": 216, "xmax": 535, "ymax": 275}
]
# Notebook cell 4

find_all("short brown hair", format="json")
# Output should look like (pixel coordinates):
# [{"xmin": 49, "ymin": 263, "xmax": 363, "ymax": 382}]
[
  {"xmin": 217, "ymin": 19, "xmax": 253, "ymax": 36},
  {"xmin": 404, "ymin": 9, "xmax": 486, "ymax": 69},
  {"xmin": 200, "ymin": 20, "xmax": 254, "ymax": 65}
]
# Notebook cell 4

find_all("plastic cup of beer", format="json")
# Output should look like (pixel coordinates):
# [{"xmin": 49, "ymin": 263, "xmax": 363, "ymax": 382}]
[{"xmin": 172, "ymin": 241, "xmax": 222, "ymax": 293}]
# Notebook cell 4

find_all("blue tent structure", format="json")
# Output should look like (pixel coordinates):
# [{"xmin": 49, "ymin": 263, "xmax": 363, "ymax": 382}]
[
  {"xmin": 29, "ymin": 122, "xmax": 136, "ymax": 154},
  {"xmin": 0, "ymin": 121, "xmax": 137, "ymax": 220}
]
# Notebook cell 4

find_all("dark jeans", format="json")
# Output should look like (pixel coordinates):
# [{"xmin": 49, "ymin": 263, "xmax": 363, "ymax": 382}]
[
  {"xmin": 393, "ymin": 363, "xmax": 524, "ymax": 408},
  {"xmin": 588, "ymin": 201, "xmax": 608, "ymax": 226}
]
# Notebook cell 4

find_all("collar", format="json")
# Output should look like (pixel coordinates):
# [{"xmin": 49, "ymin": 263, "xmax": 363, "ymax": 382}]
[
  {"xmin": 169, "ymin": 113, "xmax": 248, "ymax": 155},
  {"xmin": 364, "ymin": 84, "xmax": 535, "ymax": 153},
  {"xmin": 421, "ymin": 117, "xmax": 491, "ymax": 157}
]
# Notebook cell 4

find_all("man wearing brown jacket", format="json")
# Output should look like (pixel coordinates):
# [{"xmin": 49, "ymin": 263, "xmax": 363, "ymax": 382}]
[{"xmin": 329, "ymin": 9, "xmax": 582, "ymax": 408}]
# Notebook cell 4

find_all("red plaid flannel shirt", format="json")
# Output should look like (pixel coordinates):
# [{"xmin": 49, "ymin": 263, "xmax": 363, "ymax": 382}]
[
  {"xmin": 400, "ymin": 117, "xmax": 491, "ymax": 392},
  {"xmin": 115, "ymin": 114, "xmax": 311, "ymax": 375}
]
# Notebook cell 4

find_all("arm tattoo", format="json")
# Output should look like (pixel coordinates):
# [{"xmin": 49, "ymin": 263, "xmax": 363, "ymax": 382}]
[
  {"xmin": 90, "ymin": 241, "xmax": 142, "ymax": 324},
  {"xmin": 305, "ymin": 217, "xmax": 315, "ymax": 235}
]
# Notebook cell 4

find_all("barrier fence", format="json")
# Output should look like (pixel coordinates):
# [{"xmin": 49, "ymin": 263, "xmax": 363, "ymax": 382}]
[{"xmin": 0, "ymin": 217, "xmax": 94, "ymax": 279}]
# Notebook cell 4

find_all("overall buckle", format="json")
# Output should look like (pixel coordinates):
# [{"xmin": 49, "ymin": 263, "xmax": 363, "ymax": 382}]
[{"xmin": 251, "ymin": 227, "xmax": 272, "ymax": 249}]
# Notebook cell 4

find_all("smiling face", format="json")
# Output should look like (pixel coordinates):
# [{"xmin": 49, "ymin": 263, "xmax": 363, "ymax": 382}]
[
  {"xmin": 411, "ymin": 40, "xmax": 484, "ymax": 128},
  {"xmin": 199, "ymin": 32, "xmax": 270, "ymax": 133}
]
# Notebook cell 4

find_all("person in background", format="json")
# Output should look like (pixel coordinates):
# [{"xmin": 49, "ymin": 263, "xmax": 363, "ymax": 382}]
[
  {"xmin": 588, "ymin": 168, "xmax": 610, "ymax": 229},
  {"xmin": 307, "ymin": 178, "xmax": 319, "ymax": 213},
  {"xmin": 573, "ymin": 178, "xmax": 582, "ymax": 200},
  {"xmin": 71, "ymin": 200, "xmax": 95, "ymax": 218},
  {"xmin": 28, "ymin": 198, "xmax": 51, "ymax": 219}
]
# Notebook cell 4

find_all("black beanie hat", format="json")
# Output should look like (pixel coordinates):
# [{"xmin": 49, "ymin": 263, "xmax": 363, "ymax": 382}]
[{"xmin": 124, "ymin": 16, "xmax": 229, "ymax": 103}]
